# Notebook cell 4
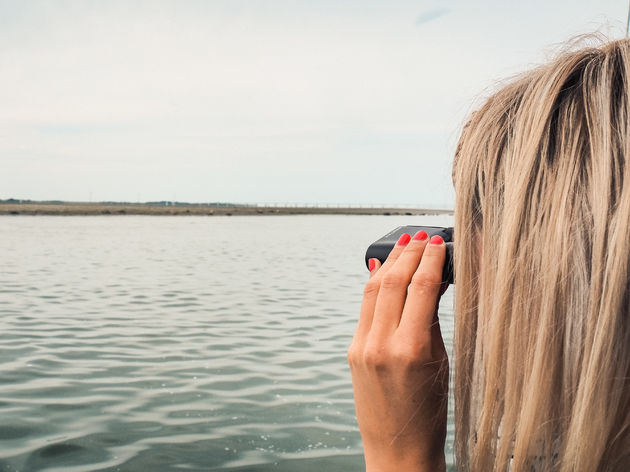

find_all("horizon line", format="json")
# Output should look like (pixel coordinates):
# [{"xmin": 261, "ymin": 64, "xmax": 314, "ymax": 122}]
[{"xmin": 0, "ymin": 198, "xmax": 454, "ymax": 211}]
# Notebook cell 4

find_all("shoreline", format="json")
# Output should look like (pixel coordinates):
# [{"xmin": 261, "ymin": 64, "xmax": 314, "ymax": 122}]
[{"xmin": 0, "ymin": 202, "xmax": 453, "ymax": 216}]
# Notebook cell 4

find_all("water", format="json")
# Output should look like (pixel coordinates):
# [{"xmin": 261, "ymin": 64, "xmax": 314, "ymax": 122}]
[{"xmin": 0, "ymin": 214, "xmax": 455, "ymax": 471}]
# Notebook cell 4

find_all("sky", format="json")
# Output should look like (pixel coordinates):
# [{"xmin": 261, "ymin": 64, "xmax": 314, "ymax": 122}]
[{"xmin": 1, "ymin": 0, "xmax": 628, "ymax": 209}]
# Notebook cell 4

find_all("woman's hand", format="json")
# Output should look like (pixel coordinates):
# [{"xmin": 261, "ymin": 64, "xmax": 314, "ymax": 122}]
[{"xmin": 348, "ymin": 231, "xmax": 449, "ymax": 472}]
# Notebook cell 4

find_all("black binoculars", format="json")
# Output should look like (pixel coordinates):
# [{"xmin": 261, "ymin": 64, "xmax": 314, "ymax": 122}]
[{"xmin": 365, "ymin": 226, "xmax": 454, "ymax": 285}]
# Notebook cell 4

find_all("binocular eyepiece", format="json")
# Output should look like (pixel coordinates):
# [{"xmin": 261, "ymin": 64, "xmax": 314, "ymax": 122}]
[{"xmin": 365, "ymin": 226, "xmax": 454, "ymax": 285}]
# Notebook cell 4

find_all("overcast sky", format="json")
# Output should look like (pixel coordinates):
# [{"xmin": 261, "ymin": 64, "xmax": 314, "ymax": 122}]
[{"xmin": 1, "ymin": 0, "xmax": 627, "ymax": 208}]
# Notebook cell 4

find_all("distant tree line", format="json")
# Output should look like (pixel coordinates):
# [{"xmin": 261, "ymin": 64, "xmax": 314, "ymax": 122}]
[{"xmin": 0, "ymin": 199, "xmax": 242, "ymax": 207}]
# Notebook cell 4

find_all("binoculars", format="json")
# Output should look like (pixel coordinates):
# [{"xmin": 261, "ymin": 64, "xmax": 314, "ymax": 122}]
[{"xmin": 365, "ymin": 226, "xmax": 454, "ymax": 285}]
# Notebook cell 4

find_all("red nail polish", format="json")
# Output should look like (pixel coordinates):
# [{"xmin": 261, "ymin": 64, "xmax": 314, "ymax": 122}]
[
  {"xmin": 368, "ymin": 259, "xmax": 376, "ymax": 271},
  {"xmin": 397, "ymin": 233, "xmax": 411, "ymax": 246},
  {"xmin": 430, "ymin": 235, "xmax": 443, "ymax": 245},
  {"xmin": 413, "ymin": 230, "xmax": 428, "ymax": 241}
]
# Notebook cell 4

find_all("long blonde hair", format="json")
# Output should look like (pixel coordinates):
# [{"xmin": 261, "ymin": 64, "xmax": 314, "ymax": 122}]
[{"xmin": 453, "ymin": 37, "xmax": 630, "ymax": 471}]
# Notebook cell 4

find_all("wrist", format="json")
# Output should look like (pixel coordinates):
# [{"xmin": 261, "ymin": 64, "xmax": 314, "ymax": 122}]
[{"xmin": 364, "ymin": 450, "xmax": 446, "ymax": 472}]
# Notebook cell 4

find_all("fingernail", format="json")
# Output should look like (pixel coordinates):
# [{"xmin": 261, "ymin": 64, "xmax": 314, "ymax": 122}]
[
  {"xmin": 368, "ymin": 258, "xmax": 376, "ymax": 271},
  {"xmin": 412, "ymin": 230, "xmax": 428, "ymax": 241},
  {"xmin": 396, "ymin": 233, "xmax": 411, "ymax": 246},
  {"xmin": 430, "ymin": 235, "xmax": 444, "ymax": 245}
]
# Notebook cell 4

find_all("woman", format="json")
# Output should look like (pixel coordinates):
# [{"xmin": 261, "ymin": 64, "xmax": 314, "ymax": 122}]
[{"xmin": 348, "ymin": 37, "xmax": 630, "ymax": 471}]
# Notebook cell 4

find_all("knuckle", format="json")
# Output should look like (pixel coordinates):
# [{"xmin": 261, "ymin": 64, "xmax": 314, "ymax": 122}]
[
  {"xmin": 392, "ymin": 340, "xmax": 431, "ymax": 366},
  {"xmin": 421, "ymin": 246, "xmax": 445, "ymax": 261},
  {"xmin": 405, "ymin": 242, "xmax": 424, "ymax": 254},
  {"xmin": 363, "ymin": 343, "xmax": 390, "ymax": 371},
  {"xmin": 410, "ymin": 271, "xmax": 441, "ymax": 292},
  {"xmin": 347, "ymin": 345, "xmax": 358, "ymax": 366},
  {"xmin": 424, "ymin": 242, "xmax": 445, "ymax": 254},
  {"xmin": 363, "ymin": 278, "xmax": 381, "ymax": 297},
  {"xmin": 391, "ymin": 348, "xmax": 421, "ymax": 367},
  {"xmin": 380, "ymin": 270, "xmax": 409, "ymax": 289}
]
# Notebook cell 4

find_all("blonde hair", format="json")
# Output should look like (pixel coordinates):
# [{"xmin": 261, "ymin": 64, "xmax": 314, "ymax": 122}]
[{"xmin": 453, "ymin": 37, "xmax": 630, "ymax": 471}]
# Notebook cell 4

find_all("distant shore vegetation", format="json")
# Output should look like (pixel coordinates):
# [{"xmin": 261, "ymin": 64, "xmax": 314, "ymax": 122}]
[{"xmin": 0, "ymin": 199, "xmax": 453, "ymax": 216}]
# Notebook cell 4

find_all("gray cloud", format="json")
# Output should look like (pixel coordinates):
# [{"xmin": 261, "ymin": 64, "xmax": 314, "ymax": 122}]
[{"xmin": 416, "ymin": 7, "xmax": 451, "ymax": 26}]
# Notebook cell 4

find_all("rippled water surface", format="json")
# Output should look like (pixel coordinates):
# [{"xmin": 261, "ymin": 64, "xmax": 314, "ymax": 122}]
[{"xmin": 0, "ymin": 214, "xmax": 455, "ymax": 471}]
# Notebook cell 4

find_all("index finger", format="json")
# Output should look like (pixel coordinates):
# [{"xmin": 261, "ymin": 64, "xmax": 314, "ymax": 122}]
[
  {"xmin": 371, "ymin": 232, "xmax": 413, "ymax": 278},
  {"xmin": 353, "ymin": 233, "xmax": 412, "ymax": 341}
]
